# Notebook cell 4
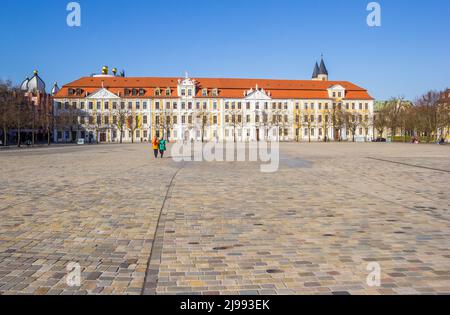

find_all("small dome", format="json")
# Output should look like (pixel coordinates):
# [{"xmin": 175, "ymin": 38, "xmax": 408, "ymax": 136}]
[
  {"xmin": 51, "ymin": 82, "xmax": 60, "ymax": 95},
  {"xmin": 20, "ymin": 78, "xmax": 29, "ymax": 91},
  {"xmin": 27, "ymin": 71, "xmax": 46, "ymax": 93}
]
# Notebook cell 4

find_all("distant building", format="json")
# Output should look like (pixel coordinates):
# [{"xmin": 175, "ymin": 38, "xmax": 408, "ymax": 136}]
[
  {"xmin": 6, "ymin": 71, "xmax": 54, "ymax": 145},
  {"xmin": 52, "ymin": 59, "xmax": 375, "ymax": 143}
]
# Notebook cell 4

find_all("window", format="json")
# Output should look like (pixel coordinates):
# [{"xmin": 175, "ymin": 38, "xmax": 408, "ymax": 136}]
[
  {"xmin": 120, "ymin": 102, "xmax": 125, "ymax": 110},
  {"xmin": 333, "ymin": 92, "xmax": 336, "ymax": 98},
  {"xmin": 155, "ymin": 102, "xmax": 160, "ymax": 110},
  {"xmin": 246, "ymin": 115, "xmax": 251, "ymax": 123},
  {"xmin": 80, "ymin": 102, "xmax": 85, "ymax": 110},
  {"xmin": 311, "ymin": 128, "xmax": 315, "ymax": 136},
  {"xmin": 365, "ymin": 103, "xmax": 369, "ymax": 110},
  {"xmin": 225, "ymin": 115, "xmax": 229, "ymax": 123},
  {"xmin": 246, "ymin": 102, "xmax": 251, "ymax": 110},
  {"xmin": 188, "ymin": 115, "xmax": 192, "ymax": 124},
  {"xmin": 136, "ymin": 130, "xmax": 141, "ymax": 138},
  {"xmin": 338, "ymin": 92, "xmax": 342, "ymax": 98},
  {"xmin": 143, "ymin": 102, "xmax": 147, "ymax": 110},
  {"xmin": 128, "ymin": 102, "xmax": 133, "ymax": 110},
  {"xmin": 173, "ymin": 116, "xmax": 178, "ymax": 124},
  {"xmin": 182, "ymin": 116, "xmax": 186, "ymax": 124},
  {"xmin": 96, "ymin": 102, "xmax": 101, "ymax": 110},
  {"xmin": 112, "ymin": 102, "xmax": 117, "ymax": 110},
  {"xmin": 213, "ymin": 116, "xmax": 218, "ymax": 124},
  {"xmin": 188, "ymin": 102, "xmax": 192, "ymax": 110},
  {"xmin": 166, "ymin": 102, "xmax": 171, "ymax": 110},
  {"xmin": 202, "ymin": 88, "xmax": 208, "ymax": 97},
  {"xmin": 203, "ymin": 102, "xmax": 207, "ymax": 110},
  {"xmin": 143, "ymin": 131, "xmax": 148, "ymax": 138},
  {"xmin": 188, "ymin": 89, "xmax": 193, "ymax": 97},
  {"xmin": 139, "ymin": 89, "xmax": 145, "ymax": 96},
  {"xmin": 213, "ymin": 101, "xmax": 217, "ymax": 110},
  {"xmin": 359, "ymin": 103, "xmax": 363, "ymax": 110},
  {"xmin": 181, "ymin": 89, "xmax": 186, "ymax": 96},
  {"xmin": 225, "ymin": 102, "xmax": 229, "ymax": 110},
  {"xmin": 165, "ymin": 88, "xmax": 171, "ymax": 96},
  {"xmin": 318, "ymin": 115, "xmax": 322, "ymax": 123},
  {"xmin": 143, "ymin": 116, "xmax": 148, "ymax": 124},
  {"xmin": 212, "ymin": 89, "xmax": 218, "ymax": 97},
  {"xmin": 113, "ymin": 116, "xmax": 118, "ymax": 125},
  {"xmin": 97, "ymin": 115, "xmax": 102, "ymax": 125},
  {"xmin": 182, "ymin": 102, "xmax": 186, "ymax": 110},
  {"xmin": 318, "ymin": 103, "xmax": 322, "ymax": 110},
  {"xmin": 173, "ymin": 102, "xmax": 178, "ymax": 110},
  {"xmin": 132, "ymin": 89, "xmax": 138, "ymax": 96},
  {"xmin": 238, "ymin": 102, "xmax": 242, "ymax": 110},
  {"xmin": 304, "ymin": 103, "xmax": 308, "ymax": 110},
  {"xmin": 155, "ymin": 88, "xmax": 161, "ymax": 96},
  {"xmin": 104, "ymin": 116, "xmax": 109, "ymax": 124},
  {"xmin": 136, "ymin": 102, "xmax": 140, "ymax": 110}
]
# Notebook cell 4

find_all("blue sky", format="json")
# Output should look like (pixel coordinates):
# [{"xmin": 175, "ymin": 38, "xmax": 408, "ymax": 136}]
[{"xmin": 0, "ymin": 0, "xmax": 448, "ymax": 100}]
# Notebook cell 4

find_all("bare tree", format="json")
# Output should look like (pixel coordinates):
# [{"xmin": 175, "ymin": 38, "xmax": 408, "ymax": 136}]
[
  {"xmin": 344, "ymin": 111, "xmax": 360, "ymax": 142},
  {"xmin": 0, "ymin": 81, "xmax": 14, "ymax": 146},
  {"xmin": 414, "ymin": 91, "xmax": 441, "ymax": 142},
  {"xmin": 113, "ymin": 109, "xmax": 128, "ymax": 144}
]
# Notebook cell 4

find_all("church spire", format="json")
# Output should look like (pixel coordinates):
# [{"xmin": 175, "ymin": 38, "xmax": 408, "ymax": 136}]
[
  {"xmin": 312, "ymin": 62, "xmax": 320, "ymax": 79},
  {"xmin": 319, "ymin": 55, "xmax": 328, "ymax": 76}
]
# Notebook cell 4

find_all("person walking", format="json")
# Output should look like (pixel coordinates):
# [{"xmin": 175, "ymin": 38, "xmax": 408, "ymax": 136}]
[
  {"xmin": 152, "ymin": 137, "xmax": 159, "ymax": 159},
  {"xmin": 159, "ymin": 137, "xmax": 167, "ymax": 158}
]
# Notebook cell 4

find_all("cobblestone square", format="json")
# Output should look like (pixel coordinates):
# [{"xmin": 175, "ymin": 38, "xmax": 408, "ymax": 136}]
[{"xmin": 0, "ymin": 143, "xmax": 449, "ymax": 295}]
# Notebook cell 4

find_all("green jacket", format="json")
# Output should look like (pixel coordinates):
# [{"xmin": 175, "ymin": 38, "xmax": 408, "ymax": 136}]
[{"xmin": 159, "ymin": 139, "xmax": 167, "ymax": 151}]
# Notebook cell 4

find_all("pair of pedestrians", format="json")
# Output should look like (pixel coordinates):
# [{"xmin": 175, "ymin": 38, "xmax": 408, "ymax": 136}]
[{"xmin": 152, "ymin": 137, "xmax": 167, "ymax": 158}]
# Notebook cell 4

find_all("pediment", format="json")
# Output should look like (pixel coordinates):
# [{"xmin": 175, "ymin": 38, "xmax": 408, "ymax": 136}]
[
  {"xmin": 244, "ymin": 87, "xmax": 272, "ymax": 100},
  {"xmin": 86, "ymin": 88, "xmax": 120, "ymax": 99}
]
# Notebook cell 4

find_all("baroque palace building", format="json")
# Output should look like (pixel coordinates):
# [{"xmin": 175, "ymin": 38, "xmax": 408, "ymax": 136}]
[{"xmin": 53, "ymin": 59, "xmax": 374, "ymax": 143}]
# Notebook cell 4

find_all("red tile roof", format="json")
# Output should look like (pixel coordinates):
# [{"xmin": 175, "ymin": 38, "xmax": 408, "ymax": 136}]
[{"xmin": 54, "ymin": 76, "xmax": 374, "ymax": 100}]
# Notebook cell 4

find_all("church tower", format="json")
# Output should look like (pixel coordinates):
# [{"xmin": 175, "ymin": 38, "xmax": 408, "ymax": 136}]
[{"xmin": 312, "ymin": 56, "xmax": 329, "ymax": 81}]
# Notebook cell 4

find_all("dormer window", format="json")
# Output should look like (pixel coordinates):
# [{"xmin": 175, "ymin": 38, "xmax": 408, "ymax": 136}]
[
  {"xmin": 212, "ymin": 89, "xmax": 218, "ymax": 97},
  {"xmin": 165, "ymin": 88, "xmax": 171, "ymax": 96},
  {"xmin": 181, "ymin": 89, "xmax": 186, "ymax": 96},
  {"xmin": 68, "ymin": 88, "xmax": 75, "ymax": 96},
  {"xmin": 202, "ymin": 88, "xmax": 208, "ymax": 97},
  {"xmin": 155, "ymin": 88, "xmax": 161, "ymax": 96},
  {"xmin": 139, "ymin": 89, "xmax": 145, "ymax": 96},
  {"xmin": 132, "ymin": 89, "xmax": 138, "ymax": 96},
  {"xmin": 125, "ymin": 89, "xmax": 131, "ymax": 96}
]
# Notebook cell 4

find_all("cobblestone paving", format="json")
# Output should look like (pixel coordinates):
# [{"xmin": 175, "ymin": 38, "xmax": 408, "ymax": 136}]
[{"xmin": 0, "ymin": 143, "xmax": 449, "ymax": 295}]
